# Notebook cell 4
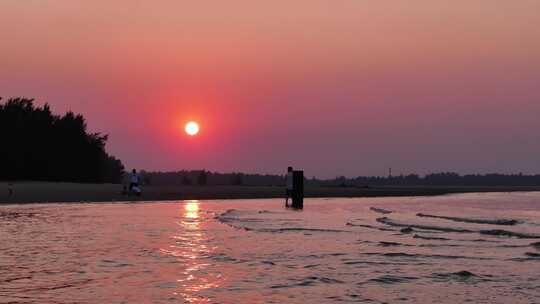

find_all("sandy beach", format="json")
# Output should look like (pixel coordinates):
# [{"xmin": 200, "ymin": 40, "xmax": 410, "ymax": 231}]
[{"xmin": 2, "ymin": 182, "xmax": 540, "ymax": 204}]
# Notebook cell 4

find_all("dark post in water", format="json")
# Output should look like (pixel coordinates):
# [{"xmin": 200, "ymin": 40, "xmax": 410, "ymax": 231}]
[{"xmin": 292, "ymin": 170, "xmax": 304, "ymax": 209}]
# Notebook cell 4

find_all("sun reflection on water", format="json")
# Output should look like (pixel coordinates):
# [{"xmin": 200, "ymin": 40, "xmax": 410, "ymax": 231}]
[
  {"xmin": 185, "ymin": 201, "xmax": 200, "ymax": 219},
  {"xmin": 164, "ymin": 200, "xmax": 221, "ymax": 303}
]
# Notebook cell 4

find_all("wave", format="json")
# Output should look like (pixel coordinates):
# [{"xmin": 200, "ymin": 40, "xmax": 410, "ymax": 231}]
[
  {"xmin": 469, "ymin": 238, "xmax": 502, "ymax": 243},
  {"xmin": 98, "ymin": 259, "xmax": 132, "ymax": 268},
  {"xmin": 218, "ymin": 208, "xmax": 241, "ymax": 217},
  {"xmin": 510, "ymin": 252, "xmax": 540, "ymax": 262},
  {"xmin": 479, "ymin": 230, "xmax": 540, "ymax": 239},
  {"xmin": 376, "ymin": 217, "xmax": 473, "ymax": 233},
  {"xmin": 366, "ymin": 275, "xmax": 419, "ymax": 285},
  {"xmin": 217, "ymin": 209, "xmax": 300, "ymax": 223},
  {"xmin": 431, "ymin": 271, "xmax": 490, "ymax": 282},
  {"xmin": 343, "ymin": 260, "xmax": 434, "ymax": 266},
  {"xmin": 235, "ymin": 226, "xmax": 349, "ymax": 234},
  {"xmin": 217, "ymin": 209, "xmax": 349, "ymax": 233},
  {"xmin": 301, "ymin": 253, "xmax": 347, "ymax": 260},
  {"xmin": 400, "ymin": 227, "xmax": 414, "ymax": 234},
  {"xmin": 16, "ymin": 279, "xmax": 93, "ymax": 292},
  {"xmin": 264, "ymin": 227, "xmax": 349, "ymax": 233},
  {"xmin": 209, "ymin": 253, "xmax": 238, "ymax": 263},
  {"xmin": 530, "ymin": 242, "xmax": 540, "ymax": 250},
  {"xmin": 419, "ymin": 244, "xmax": 460, "ymax": 248},
  {"xmin": 413, "ymin": 234, "xmax": 451, "ymax": 241},
  {"xmin": 2, "ymin": 276, "xmax": 32, "ymax": 283},
  {"xmin": 270, "ymin": 276, "xmax": 344, "ymax": 289},
  {"xmin": 377, "ymin": 241, "xmax": 413, "ymax": 247},
  {"xmin": 362, "ymin": 252, "xmax": 492, "ymax": 260},
  {"xmin": 370, "ymin": 207, "xmax": 393, "ymax": 214},
  {"xmin": 414, "ymin": 235, "xmax": 500, "ymax": 244},
  {"xmin": 417, "ymin": 213, "xmax": 520, "ymax": 226},
  {"xmin": 377, "ymin": 217, "xmax": 540, "ymax": 239},
  {"xmin": 218, "ymin": 217, "xmax": 266, "ymax": 224},
  {"xmin": 346, "ymin": 222, "xmax": 396, "ymax": 232}
]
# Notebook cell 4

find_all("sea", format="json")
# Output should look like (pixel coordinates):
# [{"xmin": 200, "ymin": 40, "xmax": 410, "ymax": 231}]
[{"xmin": 1, "ymin": 192, "xmax": 540, "ymax": 303}]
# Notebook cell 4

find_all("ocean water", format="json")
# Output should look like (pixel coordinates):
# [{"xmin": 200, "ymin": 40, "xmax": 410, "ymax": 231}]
[{"xmin": 1, "ymin": 192, "xmax": 540, "ymax": 303}]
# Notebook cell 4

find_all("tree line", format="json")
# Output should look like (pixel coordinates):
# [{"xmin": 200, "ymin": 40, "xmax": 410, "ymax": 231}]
[
  {"xmin": 142, "ymin": 170, "xmax": 281, "ymax": 187},
  {"xmin": 322, "ymin": 172, "xmax": 540, "ymax": 187},
  {"xmin": 142, "ymin": 170, "xmax": 540, "ymax": 187},
  {"xmin": 0, "ymin": 97, "xmax": 125, "ymax": 183}
]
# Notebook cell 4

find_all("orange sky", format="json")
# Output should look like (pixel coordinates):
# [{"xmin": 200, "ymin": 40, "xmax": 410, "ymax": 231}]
[{"xmin": 2, "ymin": 1, "xmax": 540, "ymax": 177}]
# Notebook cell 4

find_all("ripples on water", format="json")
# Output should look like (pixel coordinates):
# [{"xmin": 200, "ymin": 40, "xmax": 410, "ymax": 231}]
[{"xmin": 2, "ymin": 192, "xmax": 540, "ymax": 303}]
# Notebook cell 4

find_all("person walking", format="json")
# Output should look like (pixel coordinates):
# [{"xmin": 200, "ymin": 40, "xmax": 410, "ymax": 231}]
[{"xmin": 285, "ymin": 166, "xmax": 293, "ymax": 207}]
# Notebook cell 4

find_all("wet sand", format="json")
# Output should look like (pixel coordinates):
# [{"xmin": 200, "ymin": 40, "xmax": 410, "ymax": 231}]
[{"xmin": 1, "ymin": 182, "xmax": 540, "ymax": 204}]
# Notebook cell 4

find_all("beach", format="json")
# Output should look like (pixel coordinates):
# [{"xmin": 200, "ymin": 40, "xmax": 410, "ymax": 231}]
[{"xmin": 2, "ymin": 182, "xmax": 540, "ymax": 204}]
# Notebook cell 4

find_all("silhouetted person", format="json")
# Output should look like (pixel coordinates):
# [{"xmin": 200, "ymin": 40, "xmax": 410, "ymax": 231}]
[
  {"xmin": 285, "ymin": 166, "xmax": 293, "ymax": 207},
  {"xmin": 8, "ymin": 183, "xmax": 13, "ymax": 197},
  {"xmin": 129, "ymin": 169, "xmax": 140, "ymax": 193}
]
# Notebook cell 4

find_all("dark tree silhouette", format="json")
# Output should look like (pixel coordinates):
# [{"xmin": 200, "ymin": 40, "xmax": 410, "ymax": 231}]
[
  {"xmin": 182, "ymin": 175, "xmax": 192, "ymax": 185},
  {"xmin": 143, "ymin": 170, "xmax": 540, "ymax": 187},
  {"xmin": 0, "ymin": 97, "xmax": 125, "ymax": 183},
  {"xmin": 231, "ymin": 173, "xmax": 243, "ymax": 186},
  {"xmin": 197, "ymin": 170, "xmax": 208, "ymax": 186}
]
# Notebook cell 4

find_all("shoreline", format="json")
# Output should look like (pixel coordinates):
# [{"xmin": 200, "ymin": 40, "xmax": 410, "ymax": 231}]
[{"xmin": 1, "ymin": 182, "xmax": 540, "ymax": 204}]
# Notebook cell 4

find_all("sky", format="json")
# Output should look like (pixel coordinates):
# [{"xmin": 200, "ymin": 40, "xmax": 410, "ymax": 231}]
[{"xmin": 1, "ymin": 1, "xmax": 540, "ymax": 178}]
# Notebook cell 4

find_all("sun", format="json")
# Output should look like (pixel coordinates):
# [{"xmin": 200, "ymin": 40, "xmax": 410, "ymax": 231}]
[{"xmin": 185, "ymin": 121, "xmax": 200, "ymax": 136}]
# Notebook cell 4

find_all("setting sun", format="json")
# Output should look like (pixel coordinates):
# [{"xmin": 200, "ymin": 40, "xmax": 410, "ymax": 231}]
[{"xmin": 185, "ymin": 121, "xmax": 200, "ymax": 136}]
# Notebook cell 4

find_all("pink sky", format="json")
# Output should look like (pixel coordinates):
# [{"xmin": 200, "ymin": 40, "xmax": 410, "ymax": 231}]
[{"xmin": 2, "ymin": 1, "xmax": 540, "ymax": 177}]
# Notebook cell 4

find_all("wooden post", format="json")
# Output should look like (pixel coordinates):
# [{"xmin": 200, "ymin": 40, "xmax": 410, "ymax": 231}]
[{"xmin": 292, "ymin": 170, "xmax": 304, "ymax": 209}]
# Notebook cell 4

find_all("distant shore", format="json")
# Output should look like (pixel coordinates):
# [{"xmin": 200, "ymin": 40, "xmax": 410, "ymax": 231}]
[{"xmin": 1, "ymin": 182, "xmax": 540, "ymax": 204}]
